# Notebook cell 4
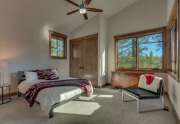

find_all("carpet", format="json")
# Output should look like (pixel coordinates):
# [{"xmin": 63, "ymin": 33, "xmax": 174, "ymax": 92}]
[{"xmin": 0, "ymin": 88, "xmax": 177, "ymax": 124}]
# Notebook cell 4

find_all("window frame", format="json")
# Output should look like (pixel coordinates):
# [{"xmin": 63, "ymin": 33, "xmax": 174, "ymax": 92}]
[
  {"xmin": 115, "ymin": 38, "xmax": 137, "ymax": 70},
  {"xmin": 170, "ymin": 20, "xmax": 178, "ymax": 74},
  {"xmin": 167, "ymin": 0, "xmax": 180, "ymax": 81},
  {"xmin": 114, "ymin": 27, "xmax": 166, "ymax": 72},
  {"xmin": 49, "ymin": 31, "xmax": 67, "ymax": 59},
  {"xmin": 178, "ymin": 0, "xmax": 180, "ymax": 81}
]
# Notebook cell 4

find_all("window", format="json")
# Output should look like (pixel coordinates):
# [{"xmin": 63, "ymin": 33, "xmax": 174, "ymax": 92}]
[
  {"xmin": 138, "ymin": 33, "xmax": 163, "ymax": 69},
  {"xmin": 179, "ymin": 0, "xmax": 180, "ymax": 81},
  {"xmin": 115, "ymin": 27, "xmax": 165, "ymax": 71},
  {"xmin": 49, "ymin": 31, "xmax": 67, "ymax": 59},
  {"xmin": 167, "ymin": 0, "xmax": 180, "ymax": 81},
  {"xmin": 116, "ymin": 38, "xmax": 136, "ymax": 69}
]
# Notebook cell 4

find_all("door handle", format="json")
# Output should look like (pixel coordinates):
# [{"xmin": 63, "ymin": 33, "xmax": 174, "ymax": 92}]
[{"xmin": 79, "ymin": 66, "xmax": 84, "ymax": 69}]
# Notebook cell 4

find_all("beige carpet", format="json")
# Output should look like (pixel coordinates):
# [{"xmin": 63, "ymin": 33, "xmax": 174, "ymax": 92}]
[{"xmin": 0, "ymin": 88, "xmax": 177, "ymax": 124}]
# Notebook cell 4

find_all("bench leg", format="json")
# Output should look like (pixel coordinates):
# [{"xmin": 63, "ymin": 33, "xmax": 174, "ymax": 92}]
[
  {"xmin": 161, "ymin": 96, "xmax": 169, "ymax": 111},
  {"xmin": 122, "ymin": 91, "xmax": 137, "ymax": 102},
  {"xmin": 137, "ymin": 99, "xmax": 141, "ymax": 112},
  {"xmin": 122, "ymin": 91, "xmax": 124, "ymax": 102}
]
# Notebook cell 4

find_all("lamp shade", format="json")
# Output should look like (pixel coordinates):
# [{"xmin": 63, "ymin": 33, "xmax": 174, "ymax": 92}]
[{"xmin": 0, "ymin": 60, "xmax": 8, "ymax": 85}]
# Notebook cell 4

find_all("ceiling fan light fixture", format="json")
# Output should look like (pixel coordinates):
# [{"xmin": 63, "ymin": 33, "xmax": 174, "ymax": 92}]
[
  {"xmin": 65, "ymin": 0, "xmax": 103, "ymax": 20},
  {"xmin": 79, "ymin": 8, "xmax": 87, "ymax": 14}
]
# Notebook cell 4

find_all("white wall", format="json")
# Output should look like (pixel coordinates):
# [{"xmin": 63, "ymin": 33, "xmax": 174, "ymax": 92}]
[
  {"xmin": 70, "ymin": 15, "xmax": 100, "ymax": 39},
  {"xmin": 98, "ymin": 15, "xmax": 108, "ymax": 87},
  {"xmin": 107, "ymin": 0, "xmax": 167, "ymax": 82},
  {"xmin": 168, "ymin": 75, "xmax": 180, "ymax": 118},
  {"xmin": 166, "ymin": 0, "xmax": 176, "ymax": 22}
]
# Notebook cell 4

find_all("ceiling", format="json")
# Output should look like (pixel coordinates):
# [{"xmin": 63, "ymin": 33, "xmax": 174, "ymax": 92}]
[{"xmin": 0, "ymin": 0, "xmax": 139, "ymax": 34}]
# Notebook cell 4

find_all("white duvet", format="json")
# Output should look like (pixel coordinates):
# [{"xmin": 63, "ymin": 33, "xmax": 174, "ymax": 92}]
[{"xmin": 17, "ymin": 78, "xmax": 87, "ymax": 114}]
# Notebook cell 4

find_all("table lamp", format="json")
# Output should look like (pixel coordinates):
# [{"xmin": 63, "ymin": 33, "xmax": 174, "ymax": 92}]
[{"xmin": 0, "ymin": 60, "xmax": 7, "ymax": 85}]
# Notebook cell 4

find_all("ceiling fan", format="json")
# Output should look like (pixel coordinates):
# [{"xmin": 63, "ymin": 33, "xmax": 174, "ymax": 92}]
[{"xmin": 65, "ymin": 0, "xmax": 103, "ymax": 20}]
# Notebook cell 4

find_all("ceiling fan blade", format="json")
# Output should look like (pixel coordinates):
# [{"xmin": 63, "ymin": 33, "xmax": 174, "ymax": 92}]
[
  {"xmin": 67, "ymin": 9, "xmax": 79, "ymax": 15},
  {"xmin": 65, "ymin": 0, "xmax": 79, "ymax": 7},
  {"xmin": 84, "ymin": 0, "xmax": 92, "ymax": 5},
  {"xmin": 87, "ymin": 8, "xmax": 103, "ymax": 12},
  {"xmin": 83, "ymin": 13, "xmax": 88, "ymax": 20}
]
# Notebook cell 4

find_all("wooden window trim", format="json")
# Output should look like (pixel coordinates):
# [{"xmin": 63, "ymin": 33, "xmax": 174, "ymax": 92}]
[
  {"xmin": 166, "ymin": 0, "xmax": 180, "ymax": 81},
  {"xmin": 114, "ymin": 27, "xmax": 166, "ymax": 40},
  {"xmin": 115, "ymin": 27, "xmax": 166, "ymax": 72},
  {"xmin": 49, "ymin": 31, "xmax": 67, "ymax": 59},
  {"xmin": 178, "ymin": 0, "xmax": 180, "ymax": 81}
]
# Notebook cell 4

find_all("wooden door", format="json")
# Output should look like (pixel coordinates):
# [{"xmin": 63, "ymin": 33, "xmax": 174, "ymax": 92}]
[
  {"xmin": 70, "ymin": 34, "xmax": 98, "ymax": 86},
  {"xmin": 70, "ymin": 40, "xmax": 84, "ymax": 78}
]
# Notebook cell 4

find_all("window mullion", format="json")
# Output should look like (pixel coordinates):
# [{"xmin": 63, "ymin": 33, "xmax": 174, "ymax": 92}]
[{"xmin": 136, "ymin": 37, "xmax": 139, "ymax": 70}]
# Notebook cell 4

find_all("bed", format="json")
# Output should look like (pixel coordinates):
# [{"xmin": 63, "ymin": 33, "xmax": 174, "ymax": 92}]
[{"xmin": 17, "ymin": 71, "xmax": 93, "ymax": 118}]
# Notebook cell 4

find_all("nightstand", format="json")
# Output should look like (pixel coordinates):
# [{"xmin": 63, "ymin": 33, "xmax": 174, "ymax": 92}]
[{"xmin": 0, "ymin": 84, "xmax": 12, "ymax": 104}]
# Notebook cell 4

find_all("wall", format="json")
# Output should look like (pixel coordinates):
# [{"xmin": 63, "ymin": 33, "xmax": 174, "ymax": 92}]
[
  {"xmin": 168, "ymin": 75, "xmax": 180, "ymax": 118},
  {"xmin": 167, "ymin": 0, "xmax": 176, "ymax": 22},
  {"xmin": 70, "ymin": 15, "xmax": 100, "ymax": 39},
  {"xmin": 98, "ymin": 16, "xmax": 108, "ymax": 87},
  {"xmin": 107, "ymin": 0, "xmax": 167, "ymax": 82}
]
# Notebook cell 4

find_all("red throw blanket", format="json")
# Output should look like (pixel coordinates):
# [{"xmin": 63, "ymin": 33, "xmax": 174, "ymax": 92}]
[
  {"xmin": 24, "ymin": 79, "xmax": 93, "ymax": 107},
  {"xmin": 145, "ymin": 74, "xmax": 155, "ymax": 85}
]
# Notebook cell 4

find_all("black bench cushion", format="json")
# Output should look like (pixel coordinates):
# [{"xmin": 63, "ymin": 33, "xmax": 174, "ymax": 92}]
[{"xmin": 125, "ymin": 88, "xmax": 160, "ymax": 99}]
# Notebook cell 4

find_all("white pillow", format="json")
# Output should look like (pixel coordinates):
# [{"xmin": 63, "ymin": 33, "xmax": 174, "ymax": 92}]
[
  {"xmin": 25, "ymin": 72, "xmax": 38, "ymax": 81},
  {"xmin": 52, "ymin": 69, "xmax": 60, "ymax": 77}
]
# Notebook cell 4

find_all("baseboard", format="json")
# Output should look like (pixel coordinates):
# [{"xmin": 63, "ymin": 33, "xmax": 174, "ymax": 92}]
[
  {"xmin": 103, "ymin": 83, "xmax": 111, "ymax": 87},
  {"xmin": 167, "ymin": 94, "xmax": 180, "ymax": 124},
  {"xmin": 97, "ymin": 83, "xmax": 112, "ymax": 88}
]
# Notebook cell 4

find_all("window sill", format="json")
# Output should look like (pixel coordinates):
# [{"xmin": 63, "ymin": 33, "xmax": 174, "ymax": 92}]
[{"xmin": 50, "ymin": 56, "xmax": 67, "ymax": 59}]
